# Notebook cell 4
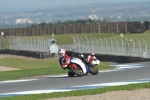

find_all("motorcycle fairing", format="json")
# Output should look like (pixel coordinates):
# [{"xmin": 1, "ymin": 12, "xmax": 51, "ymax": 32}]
[{"xmin": 71, "ymin": 57, "xmax": 87, "ymax": 74}]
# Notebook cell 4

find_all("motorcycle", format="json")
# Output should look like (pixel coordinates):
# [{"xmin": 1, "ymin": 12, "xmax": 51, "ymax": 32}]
[
  {"xmin": 92, "ymin": 59, "xmax": 100, "ymax": 65},
  {"xmin": 65, "ymin": 56, "xmax": 99, "ymax": 77}
]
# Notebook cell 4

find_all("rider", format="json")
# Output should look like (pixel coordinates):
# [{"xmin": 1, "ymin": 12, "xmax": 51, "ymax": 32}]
[
  {"xmin": 87, "ymin": 53, "xmax": 97, "ymax": 63},
  {"xmin": 58, "ymin": 48, "xmax": 77, "ymax": 69},
  {"xmin": 58, "ymin": 48, "xmax": 71, "ymax": 68}
]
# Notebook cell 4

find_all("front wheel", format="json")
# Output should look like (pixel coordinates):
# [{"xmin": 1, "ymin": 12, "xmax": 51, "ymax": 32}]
[
  {"xmin": 68, "ymin": 71, "xmax": 75, "ymax": 77},
  {"xmin": 89, "ymin": 66, "xmax": 99, "ymax": 75}
]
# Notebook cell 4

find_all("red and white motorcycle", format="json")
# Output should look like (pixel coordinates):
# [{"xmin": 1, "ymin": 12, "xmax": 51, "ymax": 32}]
[{"xmin": 61, "ymin": 56, "xmax": 99, "ymax": 77}]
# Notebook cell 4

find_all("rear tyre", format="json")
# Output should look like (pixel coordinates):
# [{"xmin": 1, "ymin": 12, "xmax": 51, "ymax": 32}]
[{"xmin": 68, "ymin": 71, "xmax": 75, "ymax": 77}]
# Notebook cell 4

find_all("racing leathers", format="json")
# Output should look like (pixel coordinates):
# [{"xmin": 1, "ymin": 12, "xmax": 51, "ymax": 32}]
[{"xmin": 59, "ymin": 51, "xmax": 73, "ymax": 69}]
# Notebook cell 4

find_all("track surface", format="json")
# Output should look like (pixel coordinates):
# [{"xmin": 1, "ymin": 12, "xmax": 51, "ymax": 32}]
[{"xmin": 0, "ymin": 62, "xmax": 150, "ymax": 97}]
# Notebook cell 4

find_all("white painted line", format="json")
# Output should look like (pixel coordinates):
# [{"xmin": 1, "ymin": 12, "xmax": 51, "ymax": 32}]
[
  {"xmin": 0, "ymin": 79, "xmax": 38, "ymax": 84},
  {"xmin": 46, "ymin": 75, "xmax": 68, "ymax": 78},
  {"xmin": 72, "ymin": 81, "xmax": 148, "ymax": 88},
  {"xmin": 110, "ymin": 64, "xmax": 143, "ymax": 69},
  {"xmin": 0, "ymin": 90, "xmax": 71, "ymax": 97}
]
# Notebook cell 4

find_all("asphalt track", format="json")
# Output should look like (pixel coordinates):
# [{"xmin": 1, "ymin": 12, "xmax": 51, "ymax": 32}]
[{"xmin": 0, "ymin": 62, "xmax": 150, "ymax": 97}]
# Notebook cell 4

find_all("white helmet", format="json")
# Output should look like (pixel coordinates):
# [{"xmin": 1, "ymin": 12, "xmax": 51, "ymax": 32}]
[{"xmin": 58, "ymin": 48, "xmax": 65, "ymax": 56}]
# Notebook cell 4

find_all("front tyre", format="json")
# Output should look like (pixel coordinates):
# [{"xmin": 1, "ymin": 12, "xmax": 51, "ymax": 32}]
[
  {"xmin": 89, "ymin": 66, "xmax": 99, "ymax": 75},
  {"xmin": 68, "ymin": 71, "xmax": 75, "ymax": 77}
]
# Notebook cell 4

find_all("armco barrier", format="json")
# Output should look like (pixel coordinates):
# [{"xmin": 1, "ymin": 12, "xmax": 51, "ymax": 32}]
[
  {"xmin": 0, "ymin": 50, "xmax": 149, "ymax": 63},
  {"xmin": 95, "ymin": 54, "xmax": 150, "ymax": 63},
  {"xmin": 82, "ymin": 53, "xmax": 150, "ymax": 63},
  {"xmin": 0, "ymin": 50, "xmax": 53, "ymax": 59}
]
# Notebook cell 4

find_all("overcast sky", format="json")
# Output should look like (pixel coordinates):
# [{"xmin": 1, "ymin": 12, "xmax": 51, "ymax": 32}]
[{"xmin": 0, "ymin": 0, "xmax": 149, "ymax": 11}]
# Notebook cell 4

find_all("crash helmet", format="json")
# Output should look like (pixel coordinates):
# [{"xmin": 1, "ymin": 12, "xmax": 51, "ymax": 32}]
[{"xmin": 58, "ymin": 48, "xmax": 65, "ymax": 56}]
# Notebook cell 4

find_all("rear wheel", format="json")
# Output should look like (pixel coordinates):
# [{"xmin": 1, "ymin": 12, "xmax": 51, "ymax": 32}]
[{"xmin": 68, "ymin": 71, "xmax": 75, "ymax": 77}]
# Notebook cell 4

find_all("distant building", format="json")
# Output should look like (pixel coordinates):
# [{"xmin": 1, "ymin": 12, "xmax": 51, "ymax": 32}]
[
  {"xmin": 15, "ymin": 18, "xmax": 33, "ymax": 24},
  {"xmin": 88, "ymin": 15, "xmax": 98, "ymax": 20}
]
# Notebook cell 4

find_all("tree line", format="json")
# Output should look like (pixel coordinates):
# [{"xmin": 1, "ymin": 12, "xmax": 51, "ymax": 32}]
[
  {"xmin": 0, "ymin": 18, "xmax": 108, "ymax": 29},
  {"xmin": 30, "ymin": 19, "xmax": 108, "ymax": 27}
]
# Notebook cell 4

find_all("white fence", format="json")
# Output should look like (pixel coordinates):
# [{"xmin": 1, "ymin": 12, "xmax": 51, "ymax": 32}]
[
  {"xmin": 1, "ymin": 36, "xmax": 150, "ymax": 58},
  {"xmin": 59, "ymin": 36, "xmax": 150, "ymax": 58},
  {"xmin": 0, "ymin": 36, "xmax": 58, "ymax": 53}
]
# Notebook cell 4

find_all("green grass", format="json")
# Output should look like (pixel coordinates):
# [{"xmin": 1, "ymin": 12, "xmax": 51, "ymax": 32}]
[
  {"xmin": 1, "ymin": 82, "xmax": 150, "ymax": 100},
  {"xmin": 0, "ymin": 57, "xmax": 59, "ymax": 69},
  {"xmin": 37, "ymin": 32, "xmax": 150, "ymax": 44},
  {"xmin": 0, "ymin": 57, "xmax": 66, "ymax": 81}
]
